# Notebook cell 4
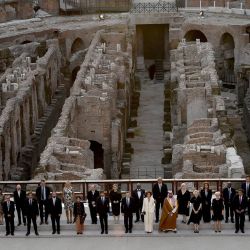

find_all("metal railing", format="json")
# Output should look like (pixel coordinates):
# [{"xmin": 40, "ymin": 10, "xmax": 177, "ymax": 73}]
[
  {"xmin": 130, "ymin": 1, "xmax": 178, "ymax": 13},
  {"xmin": 0, "ymin": 178, "xmax": 245, "ymax": 200}
]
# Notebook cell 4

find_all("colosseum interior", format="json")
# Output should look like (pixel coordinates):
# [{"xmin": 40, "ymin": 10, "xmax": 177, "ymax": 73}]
[{"xmin": 0, "ymin": 0, "xmax": 249, "ymax": 183}]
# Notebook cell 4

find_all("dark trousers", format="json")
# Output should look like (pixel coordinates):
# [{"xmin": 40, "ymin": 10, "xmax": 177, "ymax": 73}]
[
  {"xmin": 235, "ymin": 212, "xmax": 245, "ymax": 231},
  {"xmin": 135, "ymin": 203, "xmax": 144, "ymax": 222},
  {"xmin": 248, "ymin": 201, "xmax": 250, "ymax": 220},
  {"xmin": 89, "ymin": 205, "xmax": 97, "ymax": 223},
  {"xmin": 225, "ymin": 202, "xmax": 234, "ymax": 221},
  {"xmin": 99, "ymin": 213, "xmax": 108, "ymax": 232},
  {"xmin": 16, "ymin": 205, "xmax": 26, "ymax": 224},
  {"xmin": 155, "ymin": 199, "xmax": 164, "ymax": 221},
  {"xmin": 5, "ymin": 216, "xmax": 14, "ymax": 234},
  {"xmin": 38, "ymin": 200, "xmax": 49, "ymax": 223},
  {"xmin": 51, "ymin": 215, "xmax": 60, "ymax": 233},
  {"xmin": 27, "ymin": 216, "xmax": 38, "ymax": 233},
  {"xmin": 124, "ymin": 213, "xmax": 133, "ymax": 231}
]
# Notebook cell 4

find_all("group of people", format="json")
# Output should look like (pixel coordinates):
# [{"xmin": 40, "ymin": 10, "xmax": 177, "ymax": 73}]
[{"xmin": 0, "ymin": 176, "xmax": 250, "ymax": 236}]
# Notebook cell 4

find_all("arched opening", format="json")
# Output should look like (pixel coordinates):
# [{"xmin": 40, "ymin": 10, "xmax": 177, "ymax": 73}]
[
  {"xmin": 246, "ymin": 26, "xmax": 250, "ymax": 43},
  {"xmin": 20, "ymin": 40, "xmax": 32, "ymax": 45},
  {"xmin": 184, "ymin": 30, "xmax": 208, "ymax": 42},
  {"xmin": 219, "ymin": 32, "xmax": 235, "ymax": 85},
  {"xmin": 89, "ymin": 140, "xmax": 104, "ymax": 169},
  {"xmin": 71, "ymin": 66, "xmax": 80, "ymax": 86},
  {"xmin": 71, "ymin": 38, "xmax": 84, "ymax": 54}
]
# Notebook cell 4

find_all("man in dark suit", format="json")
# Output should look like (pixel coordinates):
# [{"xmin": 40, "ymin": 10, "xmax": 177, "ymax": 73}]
[
  {"xmin": 13, "ymin": 184, "xmax": 26, "ymax": 226},
  {"xmin": 96, "ymin": 191, "xmax": 109, "ymax": 234},
  {"xmin": 152, "ymin": 177, "xmax": 168, "ymax": 222},
  {"xmin": 24, "ymin": 192, "xmax": 39, "ymax": 236},
  {"xmin": 223, "ymin": 182, "xmax": 236, "ymax": 223},
  {"xmin": 87, "ymin": 184, "xmax": 99, "ymax": 224},
  {"xmin": 48, "ymin": 191, "xmax": 62, "ymax": 234},
  {"xmin": 132, "ymin": 183, "xmax": 145, "ymax": 223},
  {"xmin": 121, "ymin": 191, "xmax": 135, "ymax": 233},
  {"xmin": 233, "ymin": 189, "xmax": 248, "ymax": 233},
  {"xmin": 36, "ymin": 180, "xmax": 51, "ymax": 224},
  {"xmin": 241, "ymin": 175, "xmax": 250, "ymax": 221},
  {"xmin": 2, "ymin": 195, "xmax": 15, "ymax": 236}
]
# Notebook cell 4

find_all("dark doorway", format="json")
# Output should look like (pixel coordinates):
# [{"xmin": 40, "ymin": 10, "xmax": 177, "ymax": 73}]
[
  {"xmin": 71, "ymin": 66, "xmax": 80, "ymax": 86},
  {"xmin": 89, "ymin": 140, "xmax": 104, "ymax": 169},
  {"xmin": 184, "ymin": 30, "xmax": 208, "ymax": 42},
  {"xmin": 139, "ymin": 24, "xmax": 167, "ymax": 60}
]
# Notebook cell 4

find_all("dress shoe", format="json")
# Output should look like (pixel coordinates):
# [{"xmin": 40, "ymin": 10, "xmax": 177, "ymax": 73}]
[
  {"xmin": 57, "ymin": 231, "xmax": 60, "ymax": 235},
  {"xmin": 231, "ymin": 219, "xmax": 234, "ymax": 223},
  {"xmin": 52, "ymin": 231, "xmax": 56, "ymax": 234},
  {"xmin": 17, "ymin": 223, "xmax": 21, "ymax": 226},
  {"xmin": 101, "ymin": 231, "xmax": 104, "ymax": 234},
  {"xmin": 134, "ymin": 220, "xmax": 139, "ymax": 223},
  {"xmin": 5, "ymin": 233, "xmax": 10, "ymax": 236},
  {"xmin": 24, "ymin": 223, "xmax": 26, "ymax": 226},
  {"xmin": 125, "ymin": 230, "xmax": 128, "ymax": 233},
  {"xmin": 155, "ymin": 220, "xmax": 159, "ymax": 223},
  {"xmin": 235, "ymin": 230, "xmax": 239, "ymax": 233},
  {"xmin": 26, "ymin": 232, "xmax": 30, "ymax": 236},
  {"xmin": 105, "ymin": 231, "xmax": 108, "ymax": 234},
  {"xmin": 35, "ymin": 232, "xmax": 39, "ymax": 236},
  {"xmin": 241, "ymin": 230, "xmax": 245, "ymax": 233},
  {"xmin": 45, "ymin": 221, "xmax": 48, "ymax": 225},
  {"xmin": 11, "ymin": 233, "xmax": 14, "ymax": 236},
  {"xmin": 225, "ymin": 220, "xmax": 228, "ymax": 223},
  {"xmin": 129, "ymin": 230, "xmax": 132, "ymax": 233},
  {"xmin": 40, "ymin": 222, "xmax": 43, "ymax": 225}
]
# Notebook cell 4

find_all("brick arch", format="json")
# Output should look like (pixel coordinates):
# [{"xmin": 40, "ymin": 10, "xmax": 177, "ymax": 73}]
[
  {"xmin": 184, "ymin": 29, "xmax": 208, "ymax": 42},
  {"xmin": 71, "ymin": 37, "xmax": 85, "ymax": 54}
]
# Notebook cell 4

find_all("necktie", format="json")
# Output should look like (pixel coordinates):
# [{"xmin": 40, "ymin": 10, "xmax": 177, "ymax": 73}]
[
  {"xmin": 102, "ymin": 197, "xmax": 104, "ymax": 204},
  {"xmin": 7, "ymin": 202, "xmax": 10, "ymax": 211},
  {"xmin": 240, "ymin": 196, "xmax": 242, "ymax": 204},
  {"xmin": 228, "ymin": 188, "xmax": 231, "ymax": 199},
  {"xmin": 159, "ymin": 185, "xmax": 161, "ymax": 192},
  {"xmin": 29, "ymin": 199, "xmax": 32, "ymax": 205},
  {"xmin": 53, "ymin": 198, "xmax": 55, "ymax": 206}
]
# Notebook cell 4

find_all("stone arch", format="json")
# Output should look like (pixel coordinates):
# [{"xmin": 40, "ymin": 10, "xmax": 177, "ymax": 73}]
[
  {"xmin": 184, "ymin": 30, "xmax": 208, "ymax": 42},
  {"xmin": 71, "ymin": 66, "xmax": 80, "ymax": 86},
  {"xmin": 71, "ymin": 38, "xmax": 85, "ymax": 54},
  {"xmin": 89, "ymin": 140, "xmax": 104, "ymax": 169},
  {"xmin": 218, "ymin": 32, "xmax": 235, "ymax": 82}
]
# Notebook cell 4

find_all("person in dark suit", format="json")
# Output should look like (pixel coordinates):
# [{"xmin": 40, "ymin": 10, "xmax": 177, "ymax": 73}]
[
  {"xmin": 36, "ymin": 180, "xmax": 51, "ymax": 224},
  {"xmin": 223, "ymin": 182, "xmax": 236, "ymax": 223},
  {"xmin": 13, "ymin": 184, "xmax": 26, "ymax": 226},
  {"xmin": 233, "ymin": 189, "xmax": 248, "ymax": 233},
  {"xmin": 48, "ymin": 191, "xmax": 62, "ymax": 234},
  {"xmin": 24, "ymin": 192, "xmax": 39, "ymax": 236},
  {"xmin": 241, "ymin": 175, "xmax": 250, "ymax": 221},
  {"xmin": 121, "ymin": 191, "xmax": 135, "ymax": 233},
  {"xmin": 152, "ymin": 177, "xmax": 168, "ymax": 223},
  {"xmin": 200, "ymin": 182, "xmax": 212, "ymax": 223},
  {"xmin": 96, "ymin": 191, "xmax": 109, "ymax": 234},
  {"xmin": 2, "ymin": 195, "xmax": 15, "ymax": 236},
  {"xmin": 132, "ymin": 183, "xmax": 145, "ymax": 223},
  {"xmin": 87, "ymin": 184, "xmax": 99, "ymax": 224}
]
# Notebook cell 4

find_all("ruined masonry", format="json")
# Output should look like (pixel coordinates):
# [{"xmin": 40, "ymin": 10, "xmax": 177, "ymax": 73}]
[{"xmin": 171, "ymin": 41, "xmax": 245, "ymax": 179}]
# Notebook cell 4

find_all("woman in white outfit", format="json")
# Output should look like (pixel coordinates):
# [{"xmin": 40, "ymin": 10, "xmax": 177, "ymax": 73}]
[{"xmin": 142, "ymin": 191, "xmax": 155, "ymax": 233}]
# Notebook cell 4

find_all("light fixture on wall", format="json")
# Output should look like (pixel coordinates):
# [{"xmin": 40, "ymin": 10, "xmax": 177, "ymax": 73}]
[
  {"xmin": 99, "ymin": 14, "xmax": 105, "ymax": 21},
  {"xmin": 199, "ymin": 10, "xmax": 205, "ymax": 18}
]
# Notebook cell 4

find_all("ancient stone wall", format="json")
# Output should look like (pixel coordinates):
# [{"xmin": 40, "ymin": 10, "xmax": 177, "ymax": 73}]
[
  {"xmin": 0, "ymin": 40, "xmax": 63, "ymax": 180},
  {"xmin": 171, "ymin": 41, "xmax": 245, "ymax": 179},
  {"xmin": 35, "ymin": 28, "xmax": 134, "ymax": 180}
]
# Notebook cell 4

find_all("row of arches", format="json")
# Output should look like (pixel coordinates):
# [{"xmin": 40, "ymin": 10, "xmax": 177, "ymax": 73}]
[{"xmin": 184, "ymin": 30, "xmax": 236, "ymax": 82}]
